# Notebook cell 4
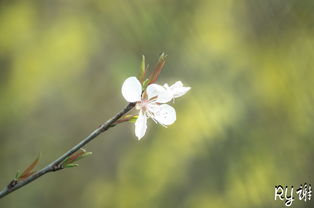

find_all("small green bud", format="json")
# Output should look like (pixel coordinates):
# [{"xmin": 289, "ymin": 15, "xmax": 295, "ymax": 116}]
[
  {"xmin": 129, "ymin": 115, "xmax": 139, "ymax": 123},
  {"xmin": 138, "ymin": 55, "xmax": 146, "ymax": 83},
  {"xmin": 63, "ymin": 164, "xmax": 79, "ymax": 168}
]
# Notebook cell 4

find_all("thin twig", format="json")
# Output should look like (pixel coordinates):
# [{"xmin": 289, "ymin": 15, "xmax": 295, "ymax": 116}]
[{"xmin": 0, "ymin": 102, "xmax": 135, "ymax": 199}]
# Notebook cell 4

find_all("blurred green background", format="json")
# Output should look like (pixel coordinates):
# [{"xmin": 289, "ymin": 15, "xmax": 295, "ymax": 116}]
[{"xmin": 0, "ymin": 0, "xmax": 313, "ymax": 207}]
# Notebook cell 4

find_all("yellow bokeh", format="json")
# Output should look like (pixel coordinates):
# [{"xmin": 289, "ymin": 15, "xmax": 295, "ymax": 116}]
[{"xmin": 0, "ymin": 0, "xmax": 313, "ymax": 207}]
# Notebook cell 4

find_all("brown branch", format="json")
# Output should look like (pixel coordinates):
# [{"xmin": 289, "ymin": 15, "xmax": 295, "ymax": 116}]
[{"xmin": 0, "ymin": 102, "xmax": 135, "ymax": 199}]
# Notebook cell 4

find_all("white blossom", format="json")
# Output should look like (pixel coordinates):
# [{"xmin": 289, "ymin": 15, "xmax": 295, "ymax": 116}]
[{"xmin": 121, "ymin": 76, "xmax": 190, "ymax": 140}]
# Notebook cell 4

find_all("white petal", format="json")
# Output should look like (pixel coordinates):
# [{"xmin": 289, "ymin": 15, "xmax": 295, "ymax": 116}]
[
  {"xmin": 135, "ymin": 111, "xmax": 147, "ymax": 140},
  {"xmin": 151, "ymin": 104, "xmax": 176, "ymax": 126},
  {"xmin": 146, "ymin": 84, "xmax": 172, "ymax": 103},
  {"xmin": 121, "ymin": 77, "xmax": 142, "ymax": 102},
  {"xmin": 172, "ymin": 86, "xmax": 191, "ymax": 98},
  {"xmin": 170, "ymin": 81, "xmax": 183, "ymax": 89},
  {"xmin": 163, "ymin": 83, "xmax": 170, "ymax": 89},
  {"xmin": 169, "ymin": 81, "xmax": 191, "ymax": 98},
  {"xmin": 146, "ymin": 84, "xmax": 165, "ymax": 99}
]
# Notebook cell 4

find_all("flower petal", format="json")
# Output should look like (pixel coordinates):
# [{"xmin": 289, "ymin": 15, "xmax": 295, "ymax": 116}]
[
  {"xmin": 121, "ymin": 77, "xmax": 142, "ymax": 102},
  {"xmin": 152, "ymin": 104, "xmax": 176, "ymax": 126},
  {"xmin": 146, "ymin": 84, "xmax": 165, "ymax": 99},
  {"xmin": 169, "ymin": 81, "xmax": 191, "ymax": 98},
  {"xmin": 135, "ymin": 110, "xmax": 147, "ymax": 140},
  {"xmin": 170, "ymin": 81, "xmax": 183, "ymax": 88},
  {"xmin": 146, "ymin": 84, "xmax": 172, "ymax": 103}
]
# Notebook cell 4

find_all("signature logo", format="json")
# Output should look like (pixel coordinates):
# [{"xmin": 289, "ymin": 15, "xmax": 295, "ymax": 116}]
[{"xmin": 274, "ymin": 183, "xmax": 312, "ymax": 206}]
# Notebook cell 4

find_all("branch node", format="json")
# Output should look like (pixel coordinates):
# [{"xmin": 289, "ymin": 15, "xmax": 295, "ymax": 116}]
[
  {"xmin": 52, "ymin": 165, "xmax": 63, "ymax": 171},
  {"xmin": 7, "ymin": 180, "xmax": 17, "ymax": 189}
]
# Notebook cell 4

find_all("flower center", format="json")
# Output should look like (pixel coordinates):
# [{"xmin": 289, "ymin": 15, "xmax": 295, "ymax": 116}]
[{"xmin": 136, "ymin": 99, "xmax": 149, "ymax": 111}]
